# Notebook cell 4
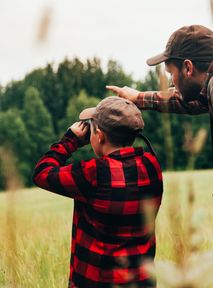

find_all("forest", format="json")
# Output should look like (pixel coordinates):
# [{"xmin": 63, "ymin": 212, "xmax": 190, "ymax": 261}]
[{"xmin": 0, "ymin": 57, "xmax": 211, "ymax": 190}]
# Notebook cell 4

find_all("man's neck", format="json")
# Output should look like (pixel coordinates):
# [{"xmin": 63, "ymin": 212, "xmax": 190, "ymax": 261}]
[{"xmin": 195, "ymin": 71, "xmax": 208, "ymax": 88}]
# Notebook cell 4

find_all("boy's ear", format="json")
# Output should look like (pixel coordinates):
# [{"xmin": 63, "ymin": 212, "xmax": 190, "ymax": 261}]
[{"xmin": 96, "ymin": 128, "xmax": 105, "ymax": 144}]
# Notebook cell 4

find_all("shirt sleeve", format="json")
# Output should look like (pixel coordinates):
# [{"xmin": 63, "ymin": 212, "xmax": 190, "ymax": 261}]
[
  {"xmin": 136, "ymin": 89, "xmax": 209, "ymax": 115},
  {"xmin": 32, "ymin": 129, "xmax": 94, "ymax": 202}
]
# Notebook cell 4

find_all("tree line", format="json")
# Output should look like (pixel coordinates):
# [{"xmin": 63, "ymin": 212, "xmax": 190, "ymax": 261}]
[{"xmin": 0, "ymin": 57, "xmax": 212, "ymax": 190}]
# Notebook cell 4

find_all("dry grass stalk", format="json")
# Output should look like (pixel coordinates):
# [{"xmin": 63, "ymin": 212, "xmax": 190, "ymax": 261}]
[
  {"xmin": 183, "ymin": 123, "xmax": 207, "ymax": 170},
  {"xmin": 167, "ymin": 179, "xmax": 186, "ymax": 266},
  {"xmin": 146, "ymin": 177, "xmax": 213, "ymax": 288},
  {"xmin": 0, "ymin": 147, "xmax": 22, "ymax": 191},
  {"xmin": 210, "ymin": 0, "xmax": 213, "ymax": 24},
  {"xmin": 157, "ymin": 66, "xmax": 174, "ymax": 170},
  {"xmin": 0, "ymin": 146, "xmax": 22, "ymax": 287},
  {"xmin": 37, "ymin": 6, "xmax": 53, "ymax": 43},
  {"xmin": 192, "ymin": 129, "xmax": 207, "ymax": 154},
  {"xmin": 183, "ymin": 125, "xmax": 207, "ymax": 155}
]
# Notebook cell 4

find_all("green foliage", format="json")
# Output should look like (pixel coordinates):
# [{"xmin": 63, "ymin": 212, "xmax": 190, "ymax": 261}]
[
  {"xmin": 136, "ymin": 69, "xmax": 159, "ymax": 91},
  {"xmin": 0, "ymin": 109, "xmax": 29, "ymax": 149},
  {"xmin": 21, "ymin": 87, "xmax": 55, "ymax": 183},
  {"xmin": 24, "ymin": 65, "xmax": 64, "ymax": 134},
  {"xmin": 57, "ymin": 58, "xmax": 84, "ymax": 96},
  {"xmin": 82, "ymin": 58, "xmax": 106, "ymax": 99},
  {"xmin": 105, "ymin": 60, "xmax": 133, "ymax": 89},
  {"xmin": 0, "ymin": 109, "xmax": 31, "ymax": 187},
  {"xmin": 59, "ymin": 90, "xmax": 99, "ymax": 132},
  {"xmin": 57, "ymin": 58, "xmax": 84, "ymax": 118},
  {"xmin": 0, "ymin": 80, "xmax": 25, "ymax": 111},
  {"xmin": 59, "ymin": 90, "xmax": 99, "ymax": 161},
  {"xmin": 0, "ymin": 57, "xmax": 212, "ymax": 190}
]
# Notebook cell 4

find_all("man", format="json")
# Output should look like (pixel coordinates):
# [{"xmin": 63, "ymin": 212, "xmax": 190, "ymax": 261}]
[{"xmin": 106, "ymin": 25, "xmax": 213, "ymax": 149}]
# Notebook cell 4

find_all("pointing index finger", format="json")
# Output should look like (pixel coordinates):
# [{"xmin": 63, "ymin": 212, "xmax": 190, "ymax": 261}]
[{"xmin": 106, "ymin": 85, "xmax": 120, "ymax": 93}]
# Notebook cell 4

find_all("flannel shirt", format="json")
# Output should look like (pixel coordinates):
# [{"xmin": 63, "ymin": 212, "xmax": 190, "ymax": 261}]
[
  {"xmin": 136, "ymin": 62, "xmax": 213, "ymax": 149},
  {"xmin": 33, "ymin": 129, "xmax": 163, "ymax": 288}
]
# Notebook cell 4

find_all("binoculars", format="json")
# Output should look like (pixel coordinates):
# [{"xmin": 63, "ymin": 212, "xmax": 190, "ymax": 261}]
[{"xmin": 82, "ymin": 120, "xmax": 91, "ymax": 141}]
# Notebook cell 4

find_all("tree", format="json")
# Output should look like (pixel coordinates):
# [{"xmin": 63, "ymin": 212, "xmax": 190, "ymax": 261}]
[
  {"xmin": 59, "ymin": 90, "xmax": 100, "ymax": 162},
  {"xmin": 105, "ymin": 60, "xmax": 133, "ymax": 89},
  {"xmin": 0, "ymin": 56, "xmax": 211, "ymax": 185},
  {"xmin": 0, "ymin": 109, "xmax": 31, "ymax": 188},
  {"xmin": 1, "ymin": 80, "xmax": 25, "ymax": 111},
  {"xmin": 42, "ymin": 64, "xmax": 62, "ymax": 133},
  {"xmin": 82, "ymin": 57, "xmax": 106, "ymax": 99},
  {"xmin": 24, "ymin": 65, "xmax": 64, "ymax": 134},
  {"xmin": 59, "ymin": 90, "xmax": 99, "ymax": 132},
  {"xmin": 56, "ymin": 58, "xmax": 84, "ymax": 125},
  {"xmin": 22, "ymin": 86, "xmax": 55, "ymax": 181},
  {"xmin": 57, "ymin": 57, "xmax": 84, "ymax": 97}
]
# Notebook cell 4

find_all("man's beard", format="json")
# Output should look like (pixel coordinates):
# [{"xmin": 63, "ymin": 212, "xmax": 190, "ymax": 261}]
[{"xmin": 178, "ymin": 72, "xmax": 202, "ymax": 102}]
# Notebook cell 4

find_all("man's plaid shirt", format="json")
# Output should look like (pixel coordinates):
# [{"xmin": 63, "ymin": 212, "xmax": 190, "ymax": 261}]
[
  {"xmin": 136, "ymin": 62, "xmax": 213, "ymax": 149},
  {"xmin": 33, "ymin": 130, "xmax": 163, "ymax": 288}
]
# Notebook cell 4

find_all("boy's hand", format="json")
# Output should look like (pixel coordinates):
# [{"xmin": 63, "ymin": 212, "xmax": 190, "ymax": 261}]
[
  {"xmin": 70, "ymin": 121, "xmax": 90, "ymax": 145},
  {"xmin": 106, "ymin": 85, "xmax": 140, "ymax": 103}
]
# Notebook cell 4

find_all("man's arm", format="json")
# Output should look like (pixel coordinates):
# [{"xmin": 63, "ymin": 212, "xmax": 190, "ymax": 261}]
[
  {"xmin": 32, "ymin": 122, "xmax": 93, "ymax": 201},
  {"xmin": 106, "ymin": 85, "xmax": 209, "ymax": 115}
]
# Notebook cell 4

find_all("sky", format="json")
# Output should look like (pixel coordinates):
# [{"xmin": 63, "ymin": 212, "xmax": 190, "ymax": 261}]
[{"xmin": 0, "ymin": 0, "xmax": 212, "ymax": 86}]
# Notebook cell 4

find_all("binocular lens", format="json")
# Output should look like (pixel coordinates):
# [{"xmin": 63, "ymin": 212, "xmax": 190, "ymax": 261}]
[{"xmin": 85, "ymin": 126, "xmax": 91, "ymax": 141}]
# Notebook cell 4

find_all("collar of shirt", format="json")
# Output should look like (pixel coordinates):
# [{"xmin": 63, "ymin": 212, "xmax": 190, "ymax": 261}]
[
  {"xmin": 200, "ymin": 61, "xmax": 213, "ymax": 99},
  {"xmin": 105, "ymin": 147, "xmax": 144, "ymax": 160}
]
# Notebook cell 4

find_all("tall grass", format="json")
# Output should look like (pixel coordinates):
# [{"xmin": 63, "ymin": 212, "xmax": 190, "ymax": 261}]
[
  {"xmin": 0, "ymin": 189, "xmax": 73, "ymax": 288},
  {"xmin": 155, "ymin": 170, "xmax": 213, "ymax": 287},
  {"xmin": 0, "ymin": 170, "xmax": 213, "ymax": 287},
  {"xmin": 0, "ymin": 147, "xmax": 23, "ymax": 288}
]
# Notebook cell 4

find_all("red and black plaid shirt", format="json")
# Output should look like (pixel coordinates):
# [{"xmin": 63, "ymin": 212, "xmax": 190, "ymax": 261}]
[{"xmin": 33, "ymin": 130, "xmax": 163, "ymax": 288}]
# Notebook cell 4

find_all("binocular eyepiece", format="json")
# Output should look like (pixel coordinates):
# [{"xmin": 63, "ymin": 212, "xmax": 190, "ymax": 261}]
[{"xmin": 82, "ymin": 119, "xmax": 91, "ymax": 141}]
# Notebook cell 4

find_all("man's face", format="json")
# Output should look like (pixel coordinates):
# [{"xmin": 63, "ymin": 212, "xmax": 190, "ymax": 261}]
[{"xmin": 165, "ymin": 62, "xmax": 202, "ymax": 102}]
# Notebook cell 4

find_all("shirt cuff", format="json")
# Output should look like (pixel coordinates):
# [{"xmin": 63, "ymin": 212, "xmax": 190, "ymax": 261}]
[
  {"xmin": 136, "ymin": 91, "xmax": 155, "ymax": 109},
  {"xmin": 63, "ymin": 129, "xmax": 85, "ymax": 147}
]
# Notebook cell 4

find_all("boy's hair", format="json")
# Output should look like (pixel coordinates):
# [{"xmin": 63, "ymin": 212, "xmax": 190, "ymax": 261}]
[
  {"xmin": 80, "ymin": 96, "xmax": 144, "ymax": 147},
  {"xmin": 165, "ymin": 59, "xmax": 211, "ymax": 73},
  {"xmin": 91, "ymin": 120, "xmax": 136, "ymax": 147}
]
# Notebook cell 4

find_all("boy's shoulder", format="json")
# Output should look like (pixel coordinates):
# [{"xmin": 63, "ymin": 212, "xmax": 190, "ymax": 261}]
[
  {"xmin": 80, "ymin": 146, "xmax": 161, "ymax": 169},
  {"xmin": 79, "ymin": 147, "xmax": 162, "ymax": 185}
]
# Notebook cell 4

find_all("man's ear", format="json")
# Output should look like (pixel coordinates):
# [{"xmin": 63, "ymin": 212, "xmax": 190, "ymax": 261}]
[
  {"xmin": 183, "ymin": 59, "xmax": 194, "ymax": 77},
  {"xmin": 96, "ymin": 128, "xmax": 105, "ymax": 144}
]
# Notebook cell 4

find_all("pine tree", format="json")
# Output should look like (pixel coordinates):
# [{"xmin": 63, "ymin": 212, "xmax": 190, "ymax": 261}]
[{"xmin": 22, "ymin": 86, "xmax": 55, "ymax": 165}]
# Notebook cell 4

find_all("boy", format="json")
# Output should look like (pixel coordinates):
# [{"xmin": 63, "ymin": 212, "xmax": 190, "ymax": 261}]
[{"xmin": 33, "ymin": 96, "xmax": 163, "ymax": 288}]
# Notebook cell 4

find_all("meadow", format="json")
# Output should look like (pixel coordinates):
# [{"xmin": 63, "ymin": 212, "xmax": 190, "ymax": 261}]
[{"xmin": 0, "ymin": 169, "xmax": 213, "ymax": 288}]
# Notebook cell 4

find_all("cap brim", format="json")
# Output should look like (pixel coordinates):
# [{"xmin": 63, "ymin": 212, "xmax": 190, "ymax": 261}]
[
  {"xmin": 146, "ymin": 53, "xmax": 168, "ymax": 66},
  {"xmin": 79, "ymin": 107, "xmax": 96, "ymax": 121}
]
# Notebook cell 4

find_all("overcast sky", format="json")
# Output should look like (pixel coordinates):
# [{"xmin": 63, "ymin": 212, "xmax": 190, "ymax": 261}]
[{"xmin": 0, "ymin": 0, "xmax": 212, "ymax": 85}]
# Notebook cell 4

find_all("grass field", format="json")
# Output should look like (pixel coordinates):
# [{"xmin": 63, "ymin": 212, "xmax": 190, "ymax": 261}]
[{"xmin": 0, "ymin": 170, "xmax": 213, "ymax": 287}]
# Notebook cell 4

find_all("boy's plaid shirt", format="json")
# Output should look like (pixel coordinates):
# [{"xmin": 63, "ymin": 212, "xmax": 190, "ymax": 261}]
[{"xmin": 33, "ymin": 130, "xmax": 163, "ymax": 288}]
